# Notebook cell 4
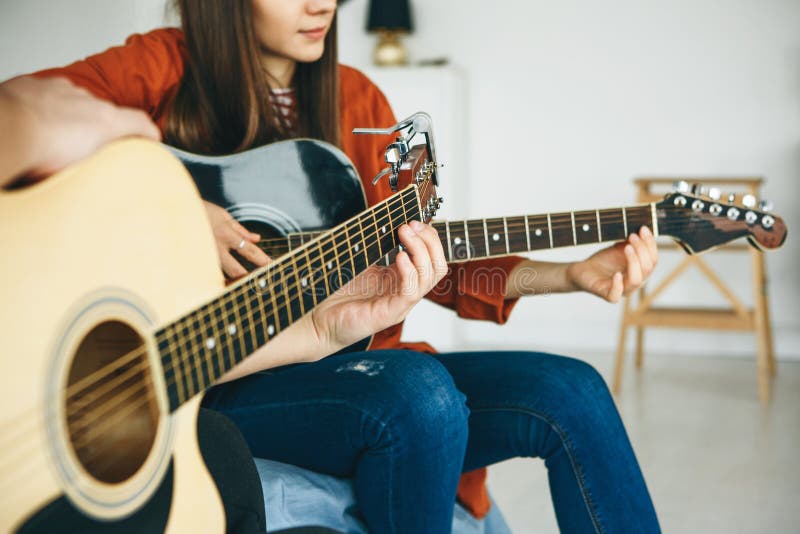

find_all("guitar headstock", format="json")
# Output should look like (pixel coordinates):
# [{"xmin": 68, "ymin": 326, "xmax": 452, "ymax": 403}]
[
  {"xmin": 355, "ymin": 112, "xmax": 442, "ymax": 223},
  {"xmin": 396, "ymin": 144, "xmax": 441, "ymax": 223},
  {"xmin": 657, "ymin": 182, "xmax": 787, "ymax": 253}
]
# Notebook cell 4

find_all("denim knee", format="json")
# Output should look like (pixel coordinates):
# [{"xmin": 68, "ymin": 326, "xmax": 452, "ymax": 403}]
[{"xmin": 358, "ymin": 351, "xmax": 470, "ymax": 454}]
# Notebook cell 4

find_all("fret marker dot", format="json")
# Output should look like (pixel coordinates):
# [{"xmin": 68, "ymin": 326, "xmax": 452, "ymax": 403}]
[
  {"xmin": 492, "ymin": 233, "xmax": 500, "ymax": 242},
  {"xmin": 454, "ymin": 237, "xmax": 462, "ymax": 245},
  {"xmin": 258, "ymin": 278, "xmax": 267, "ymax": 289},
  {"xmin": 582, "ymin": 224, "xmax": 590, "ymax": 232},
  {"xmin": 327, "ymin": 261, "xmax": 333, "ymax": 270},
  {"xmin": 301, "ymin": 277, "xmax": 308, "ymax": 287},
  {"xmin": 534, "ymin": 229, "xmax": 543, "ymax": 237},
  {"xmin": 205, "ymin": 337, "xmax": 216, "ymax": 350},
  {"xmin": 381, "ymin": 226, "xmax": 387, "ymax": 234},
  {"xmin": 353, "ymin": 244, "xmax": 360, "ymax": 252},
  {"xmin": 228, "ymin": 324, "xmax": 237, "ymax": 335},
  {"xmin": 267, "ymin": 324, "xmax": 275, "ymax": 336}
]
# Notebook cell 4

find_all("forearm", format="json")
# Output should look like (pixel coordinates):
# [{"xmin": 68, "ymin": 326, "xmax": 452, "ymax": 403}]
[
  {"xmin": 505, "ymin": 259, "xmax": 578, "ymax": 299},
  {"xmin": 215, "ymin": 313, "xmax": 332, "ymax": 383}
]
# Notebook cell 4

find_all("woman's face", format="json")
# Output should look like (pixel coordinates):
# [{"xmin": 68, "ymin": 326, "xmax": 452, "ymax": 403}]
[{"xmin": 252, "ymin": 0, "xmax": 337, "ymax": 63}]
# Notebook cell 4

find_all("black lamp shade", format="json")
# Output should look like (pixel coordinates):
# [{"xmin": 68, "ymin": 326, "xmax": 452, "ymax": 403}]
[{"xmin": 367, "ymin": 0, "xmax": 413, "ymax": 33}]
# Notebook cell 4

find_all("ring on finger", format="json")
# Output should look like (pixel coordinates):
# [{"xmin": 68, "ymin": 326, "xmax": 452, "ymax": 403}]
[{"xmin": 237, "ymin": 239, "xmax": 246, "ymax": 250}]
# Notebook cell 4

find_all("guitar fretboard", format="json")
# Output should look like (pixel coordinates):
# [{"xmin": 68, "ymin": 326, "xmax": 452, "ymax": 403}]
[
  {"xmin": 155, "ymin": 186, "xmax": 422, "ymax": 411},
  {"xmin": 266, "ymin": 204, "xmax": 659, "ymax": 265},
  {"xmin": 437, "ymin": 204, "xmax": 657, "ymax": 262}
]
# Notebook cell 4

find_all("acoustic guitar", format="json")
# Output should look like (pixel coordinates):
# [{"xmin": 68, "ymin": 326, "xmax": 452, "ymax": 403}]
[{"xmin": 0, "ymin": 138, "xmax": 439, "ymax": 532}]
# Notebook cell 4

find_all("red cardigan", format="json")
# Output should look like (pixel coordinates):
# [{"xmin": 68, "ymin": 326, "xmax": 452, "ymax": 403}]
[{"xmin": 37, "ymin": 28, "xmax": 526, "ymax": 518}]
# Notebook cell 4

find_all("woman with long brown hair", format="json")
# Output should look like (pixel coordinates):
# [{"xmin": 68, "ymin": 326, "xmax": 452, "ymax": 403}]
[{"xmin": 34, "ymin": 1, "xmax": 661, "ymax": 532}]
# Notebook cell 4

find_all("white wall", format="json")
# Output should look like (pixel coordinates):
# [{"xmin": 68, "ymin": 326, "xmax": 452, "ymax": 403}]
[
  {"xmin": 2, "ymin": 0, "xmax": 798, "ymax": 361},
  {"xmin": 338, "ymin": 0, "xmax": 800, "ymax": 361}
]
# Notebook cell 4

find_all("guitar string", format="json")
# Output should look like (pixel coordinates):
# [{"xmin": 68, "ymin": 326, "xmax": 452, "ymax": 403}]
[
  {"xmin": 64, "ymin": 183, "xmax": 433, "ymax": 455},
  {"xmin": 0, "ymin": 184, "xmax": 431, "ymax": 470},
  {"xmin": 0, "ymin": 205, "xmax": 728, "ymax": 456},
  {"xmin": 58, "ymin": 188, "xmax": 417, "ymax": 404},
  {"xmin": 0, "ymin": 219, "xmax": 755, "ymax": 490},
  {"xmin": 258, "ymin": 205, "xmax": 745, "ymax": 251},
  {"xmin": 61, "ymin": 211, "xmax": 720, "ymax": 446},
  {"xmin": 0, "ymin": 203, "xmax": 736, "ymax": 446},
  {"xmin": 0, "ymin": 188, "xmax": 427, "ymax": 486},
  {"xmin": 0, "ymin": 208, "xmax": 736, "ymax": 474}
]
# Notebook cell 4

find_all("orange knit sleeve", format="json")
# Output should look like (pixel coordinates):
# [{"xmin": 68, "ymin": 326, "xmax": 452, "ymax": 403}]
[
  {"xmin": 33, "ymin": 28, "xmax": 188, "ymax": 128},
  {"xmin": 338, "ymin": 66, "xmax": 525, "ymax": 326}
]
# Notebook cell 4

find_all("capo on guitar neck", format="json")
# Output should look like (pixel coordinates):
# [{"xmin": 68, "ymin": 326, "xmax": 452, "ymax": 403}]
[{"xmin": 353, "ymin": 112, "xmax": 441, "ymax": 192}]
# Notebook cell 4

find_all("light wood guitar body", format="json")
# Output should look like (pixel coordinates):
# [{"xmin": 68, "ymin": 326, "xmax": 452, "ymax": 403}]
[{"xmin": 0, "ymin": 140, "xmax": 225, "ymax": 532}]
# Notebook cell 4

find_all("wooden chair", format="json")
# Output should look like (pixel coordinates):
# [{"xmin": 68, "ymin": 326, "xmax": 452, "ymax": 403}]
[{"xmin": 612, "ymin": 177, "xmax": 776, "ymax": 404}]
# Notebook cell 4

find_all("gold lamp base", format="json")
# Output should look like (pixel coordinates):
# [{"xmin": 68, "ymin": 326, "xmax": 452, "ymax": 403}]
[{"xmin": 373, "ymin": 30, "xmax": 408, "ymax": 66}]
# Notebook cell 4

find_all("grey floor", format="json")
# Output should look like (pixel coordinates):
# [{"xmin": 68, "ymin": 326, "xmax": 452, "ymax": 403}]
[{"xmin": 486, "ymin": 352, "xmax": 800, "ymax": 533}]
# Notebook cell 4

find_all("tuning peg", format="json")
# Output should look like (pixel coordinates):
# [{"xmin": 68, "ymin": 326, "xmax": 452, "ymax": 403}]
[
  {"xmin": 672, "ymin": 180, "xmax": 690, "ymax": 193},
  {"xmin": 742, "ymin": 194, "xmax": 756, "ymax": 208},
  {"xmin": 759, "ymin": 200, "xmax": 773, "ymax": 212},
  {"xmin": 708, "ymin": 187, "xmax": 721, "ymax": 200},
  {"xmin": 728, "ymin": 192, "xmax": 737, "ymax": 204}
]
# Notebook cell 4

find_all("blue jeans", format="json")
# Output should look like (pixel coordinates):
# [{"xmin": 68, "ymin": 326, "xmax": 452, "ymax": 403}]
[{"xmin": 203, "ymin": 350, "xmax": 660, "ymax": 533}]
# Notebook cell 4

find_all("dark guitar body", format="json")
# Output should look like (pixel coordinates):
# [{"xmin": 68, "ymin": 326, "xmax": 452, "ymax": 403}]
[
  {"xmin": 17, "ymin": 463, "xmax": 174, "ymax": 533},
  {"xmin": 170, "ymin": 139, "xmax": 373, "ymax": 353}
]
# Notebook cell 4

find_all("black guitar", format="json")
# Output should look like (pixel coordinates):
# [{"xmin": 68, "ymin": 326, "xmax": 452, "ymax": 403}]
[{"xmin": 173, "ymin": 142, "xmax": 787, "ymax": 286}]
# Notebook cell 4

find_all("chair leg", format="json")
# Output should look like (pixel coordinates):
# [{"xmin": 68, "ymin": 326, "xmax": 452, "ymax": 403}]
[
  {"xmin": 612, "ymin": 297, "xmax": 632, "ymax": 394},
  {"xmin": 634, "ymin": 286, "xmax": 646, "ymax": 369},
  {"xmin": 751, "ymin": 250, "xmax": 772, "ymax": 404}
]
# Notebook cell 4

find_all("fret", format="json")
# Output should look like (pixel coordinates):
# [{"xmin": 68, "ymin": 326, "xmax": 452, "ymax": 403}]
[
  {"xmin": 549, "ymin": 212, "xmax": 574, "ymax": 248},
  {"xmin": 570, "ymin": 212, "xmax": 577, "ymax": 246},
  {"xmin": 596, "ymin": 210, "xmax": 602, "ymax": 242},
  {"xmin": 524, "ymin": 215, "xmax": 531, "ymax": 251},
  {"xmin": 367, "ymin": 207, "xmax": 383, "ymax": 261},
  {"xmin": 444, "ymin": 221, "xmax": 453, "ymax": 261},
  {"xmin": 651, "ymin": 202, "xmax": 660, "ymax": 237},
  {"xmin": 546, "ymin": 213, "xmax": 554, "ymax": 248},
  {"xmin": 348, "ymin": 213, "xmax": 370, "ymax": 273},
  {"xmin": 466, "ymin": 219, "xmax": 487, "ymax": 259},
  {"xmin": 448, "ymin": 221, "xmax": 469, "ymax": 260},
  {"xmin": 506, "ymin": 216, "xmax": 529, "ymax": 253},
  {"xmin": 598, "ymin": 208, "xmax": 626, "ymax": 241},
  {"xmin": 485, "ymin": 218, "xmax": 509, "ymax": 257},
  {"xmin": 482, "ymin": 219, "xmax": 490, "ymax": 255},
  {"xmin": 622, "ymin": 207, "xmax": 628, "ymax": 237},
  {"xmin": 464, "ymin": 220, "xmax": 472, "ymax": 260},
  {"xmin": 241, "ymin": 280, "xmax": 262, "ymax": 352},
  {"xmin": 159, "ymin": 328, "xmax": 184, "ymax": 410},
  {"xmin": 185, "ymin": 320, "xmax": 202, "ymax": 398},
  {"xmin": 222, "ymin": 294, "xmax": 239, "ymax": 372},
  {"xmin": 503, "ymin": 217, "xmax": 510, "ymax": 254},
  {"xmin": 624, "ymin": 205, "xmax": 653, "ymax": 237},
  {"xmin": 377, "ymin": 201, "xmax": 396, "ymax": 258},
  {"xmin": 288, "ymin": 255, "xmax": 305, "ymax": 318},
  {"xmin": 526, "ymin": 214, "xmax": 550, "ymax": 250},
  {"xmin": 574, "ymin": 210, "xmax": 600, "ymax": 245},
  {"xmin": 187, "ymin": 316, "xmax": 207, "ymax": 392},
  {"xmin": 208, "ymin": 304, "xmax": 226, "ymax": 383}
]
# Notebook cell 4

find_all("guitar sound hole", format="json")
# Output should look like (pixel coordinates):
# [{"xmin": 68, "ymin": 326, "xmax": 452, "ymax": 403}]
[{"xmin": 64, "ymin": 321, "xmax": 159, "ymax": 484}]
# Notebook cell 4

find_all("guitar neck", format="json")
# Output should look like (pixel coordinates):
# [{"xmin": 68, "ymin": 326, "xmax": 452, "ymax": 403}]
[
  {"xmin": 267, "ymin": 203, "xmax": 660, "ymax": 264},
  {"xmin": 156, "ymin": 185, "xmax": 423, "ymax": 412},
  {"xmin": 436, "ymin": 203, "xmax": 659, "ymax": 262}
]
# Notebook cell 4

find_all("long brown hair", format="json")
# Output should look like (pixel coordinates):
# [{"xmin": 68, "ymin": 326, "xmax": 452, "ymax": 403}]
[{"xmin": 166, "ymin": 0, "xmax": 340, "ymax": 154}]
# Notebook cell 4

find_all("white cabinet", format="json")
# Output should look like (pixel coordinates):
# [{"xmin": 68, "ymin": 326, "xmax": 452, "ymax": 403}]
[{"xmin": 361, "ymin": 65, "xmax": 469, "ymax": 351}]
